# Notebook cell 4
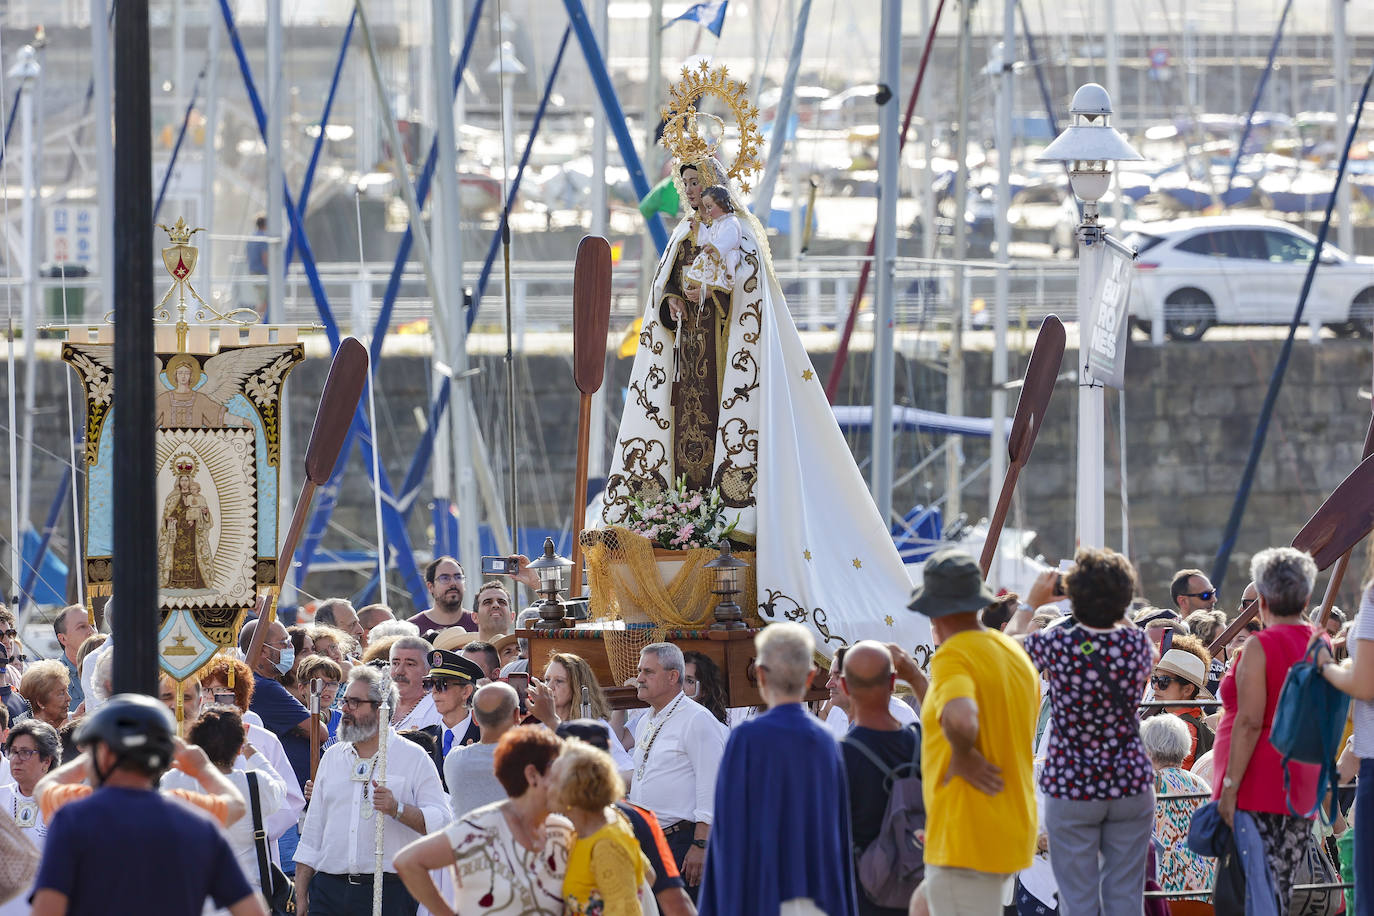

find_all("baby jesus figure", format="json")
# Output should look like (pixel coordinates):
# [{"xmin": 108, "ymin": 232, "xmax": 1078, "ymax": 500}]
[{"xmin": 681, "ymin": 186, "xmax": 742, "ymax": 306}]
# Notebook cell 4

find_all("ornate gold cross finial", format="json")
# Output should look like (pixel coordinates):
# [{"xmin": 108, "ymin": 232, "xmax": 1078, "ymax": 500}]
[{"xmin": 155, "ymin": 216, "xmax": 259, "ymax": 351}]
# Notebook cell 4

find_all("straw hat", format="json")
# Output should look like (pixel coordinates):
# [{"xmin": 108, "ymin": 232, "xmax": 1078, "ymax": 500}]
[
  {"xmin": 1154, "ymin": 648, "xmax": 1214, "ymax": 700},
  {"xmin": 431, "ymin": 627, "xmax": 480, "ymax": 653}
]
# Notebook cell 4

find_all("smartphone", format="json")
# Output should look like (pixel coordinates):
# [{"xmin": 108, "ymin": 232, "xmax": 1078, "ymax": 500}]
[
  {"xmin": 481, "ymin": 555, "xmax": 519, "ymax": 577},
  {"xmin": 507, "ymin": 672, "xmax": 529, "ymax": 714}
]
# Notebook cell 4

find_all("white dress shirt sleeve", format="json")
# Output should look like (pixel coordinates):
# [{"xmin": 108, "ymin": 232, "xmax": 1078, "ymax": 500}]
[
  {"xmin": 243, "ymin": 753, "xmax": 288, "ymax": 819},
  {"xmin": 404, "ymin": 741, "xmax": 452, "ymax": 834},
  {"xmin": 248, "ymin": 724, "xmax": 305, "ymax": 845},
  {"xmin": 292, "ymin": 746, "xmax": 335, "ymax": 872},
  {"xmin": 685, "ymin": 711, "xmax": 727, "ymax": 825}
]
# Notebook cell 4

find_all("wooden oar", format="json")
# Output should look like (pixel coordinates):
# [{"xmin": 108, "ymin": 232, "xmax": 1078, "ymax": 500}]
[
  {"xmin": 569, "ymin": 237, "xmax": 612, "ymax": 598},
  {"xmin": 309, "ymin": 677, "xmax": 324, "ymax": 781},
  {"xmin": 246, "ymin": 338, "xmax": 370, "ymax": 670},
  {"xmin": 980, "ymin": 316, "xmax": 1066, "ymax": 578},
  {"xmin": 1209, "ymin": 416, "xmax": 1374, "ymax": 654}
]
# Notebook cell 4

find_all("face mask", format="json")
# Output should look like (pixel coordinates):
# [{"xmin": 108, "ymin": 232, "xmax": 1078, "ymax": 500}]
[{"xmin": 273, "ymin": 647, "xmax": 295, "ymax": 676}]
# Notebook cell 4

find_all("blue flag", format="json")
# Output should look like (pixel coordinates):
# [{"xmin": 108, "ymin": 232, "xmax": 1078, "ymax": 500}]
[{"xmin": 666, "ymin": 0, "xmax": 729, "ymax": 37}]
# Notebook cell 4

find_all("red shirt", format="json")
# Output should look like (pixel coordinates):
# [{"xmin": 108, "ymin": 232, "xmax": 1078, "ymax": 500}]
[{"xmin": 1211, "ymin": 622, "xmax": 1320, "ymax": 816}]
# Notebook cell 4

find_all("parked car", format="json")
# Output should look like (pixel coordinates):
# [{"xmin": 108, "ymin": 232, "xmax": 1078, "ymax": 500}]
[{"xmin": 1125, "ymin": 216, "xmax": 1374, "ymax": 340}]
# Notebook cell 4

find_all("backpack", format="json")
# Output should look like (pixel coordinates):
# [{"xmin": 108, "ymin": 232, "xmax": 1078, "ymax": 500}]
[
  {"xmin": 1269, "ymin": 639, "xmax": 1349, "ymax": 819},
  {"xmin": 842, "ymin": 724, "xmax": 925, "ymax": 909},
  {"xmin": 1176, "ymin": 710, "xmax": 1215, "ymax": 761}
]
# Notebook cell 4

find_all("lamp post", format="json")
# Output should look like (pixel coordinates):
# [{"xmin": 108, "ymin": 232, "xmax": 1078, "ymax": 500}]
[
  {"xmin": 705, "ymin": 542, "xmax": 749, "ymax": 631},
  {"xmin": 528, "ymin": 537, "xmax": 573, "ymax": 630},
  {"xmin": 1036, "ymin": 84, "xmax": 1142, "ymax": 549}
]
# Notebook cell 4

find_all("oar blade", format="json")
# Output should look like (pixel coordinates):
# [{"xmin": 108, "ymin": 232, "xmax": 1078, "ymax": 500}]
[
  {"xmin": 573, "ymin": 235, "xmax": 613, "ymax": 395},
  {"xmin": 1007, "ymin": 315, "xmax": 1066, "ymax": 465},
  {"xmin": 1292, "ymin": 452, "xmax": 1374, "ymax": 570},
  {"xmin": 303, "ymin": 337, "xmax": 370, "ymax": 484}
]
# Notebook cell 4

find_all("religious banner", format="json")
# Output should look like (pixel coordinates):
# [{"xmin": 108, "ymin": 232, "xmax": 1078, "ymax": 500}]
[{"xmin": 61, "ymin": 218, "xmax": 305, "ymax": 687}]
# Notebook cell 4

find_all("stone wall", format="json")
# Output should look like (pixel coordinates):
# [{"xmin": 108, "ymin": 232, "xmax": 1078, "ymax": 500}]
[{"xmin": 6, "ymin": 333, "xmax": 1372, "ymax": 613}]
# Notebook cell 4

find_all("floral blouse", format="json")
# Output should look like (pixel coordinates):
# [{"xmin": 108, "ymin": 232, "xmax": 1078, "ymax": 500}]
[
  {"xmin": 1023, "ymin": 622, "xmax": 1154, "ymax": 800},
  {"xmin": 443, "ymin": 802, "xmax": 573, "ymax": 914}
]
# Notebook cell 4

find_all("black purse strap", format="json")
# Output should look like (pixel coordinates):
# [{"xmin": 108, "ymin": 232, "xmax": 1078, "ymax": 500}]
[{"xmin": 246, "ymin": 771, "xmax": 274, "ymax": 897}]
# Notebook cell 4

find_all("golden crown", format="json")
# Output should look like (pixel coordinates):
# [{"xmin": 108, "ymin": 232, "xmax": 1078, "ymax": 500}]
[
  {"xmin": 157, "ymin": 216, "xmax": 204, "ymax": 248},
  {"xmin": 172, "ymin": 452, "xmax": 199, "ymax": 476},
  {"xmin": 660, "ymin": 62, "xmax": 764, "ymax": 193}
]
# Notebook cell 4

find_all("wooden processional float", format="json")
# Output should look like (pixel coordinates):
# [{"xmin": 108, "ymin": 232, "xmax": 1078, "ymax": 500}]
[{"xmin": 61, "ymin": 218, "xmax": 367, "ymax": 719}]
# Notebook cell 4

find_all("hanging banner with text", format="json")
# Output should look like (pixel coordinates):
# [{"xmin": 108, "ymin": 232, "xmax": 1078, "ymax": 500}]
[{"xmin": 1085, "ymin": 238, "xmax": 1136, "ymax": 390}]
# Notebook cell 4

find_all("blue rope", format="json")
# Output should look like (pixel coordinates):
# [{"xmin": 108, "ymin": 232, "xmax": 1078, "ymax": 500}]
[
  {"xmin": 1210, "ymin": 58, "xmax": 1374, "ymax": 589},
  {"xmin": 17, "ymin": 472, "xmax": 70, "ymax": 614},
  {"xmin": 283, "ymin": 9, "xmax": 357, "ymax": 271},
  {"xmin": 0, "ymin": 87, "xmax": 22, "ymax": 171},
  {"xmin": 153, "ymin": 67, "xmax": 206, "ymax": 222},
  {"xmin": 294, "ymin": 0, "xmax": 487, "ymax": 588},
  {"xmin": 216, "ymin": 0, "xmax": 428, "ymax": 605},
  {"xmin": 562, "ymin": 0, "xmax": 668, "ymax": 253},
  {"xmin": 1224, "ymin": 0, "xmax": 1293, "ymax": 201}
]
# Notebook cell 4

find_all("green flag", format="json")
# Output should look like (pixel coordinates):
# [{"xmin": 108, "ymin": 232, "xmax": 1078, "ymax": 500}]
[{"xmin": 638, "ymin": 176, "xmax": 680, "ymax": 220}]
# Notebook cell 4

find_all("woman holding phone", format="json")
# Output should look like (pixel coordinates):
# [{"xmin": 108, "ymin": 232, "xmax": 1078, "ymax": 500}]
[{"xmin": 528, "ymin": 653, "xmax": 635, "ymax": 777}]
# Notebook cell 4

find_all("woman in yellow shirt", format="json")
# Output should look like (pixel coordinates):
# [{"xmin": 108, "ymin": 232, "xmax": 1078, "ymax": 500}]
[{"xmin": 549, "ymin": 739, "xmax": 648, "ymax": 916}]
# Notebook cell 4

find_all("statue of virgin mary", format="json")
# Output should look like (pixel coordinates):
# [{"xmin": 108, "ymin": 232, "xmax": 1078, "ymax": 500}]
[{"xmin": 601, "ymin": 65, "xmax": 930, "ymax": 659}]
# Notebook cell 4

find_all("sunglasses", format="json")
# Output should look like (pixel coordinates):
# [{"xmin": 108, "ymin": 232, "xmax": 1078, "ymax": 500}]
[
  {"xmin": 1150, "ymin": 675, "xmax": 1185, "ymax": 690},
  {"xmin": 1182, "ymin": 589, "xmax": 1219, "ymax": 602},
  {"xmin": 422, "ymin": 678, "xmax": 462, "ymax": 693},
  {"xmin": 0, "ymin": 629, "xmax": 16, "ymax": 638},
  {"xmin": 340, "ymin": 697, "xmax": 380, "ymax": 710}
]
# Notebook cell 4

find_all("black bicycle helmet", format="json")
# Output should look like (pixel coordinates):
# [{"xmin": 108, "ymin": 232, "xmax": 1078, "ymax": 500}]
[{"xmin": 75, "ymin": 693, "xmax": 177, "ymax": 774}]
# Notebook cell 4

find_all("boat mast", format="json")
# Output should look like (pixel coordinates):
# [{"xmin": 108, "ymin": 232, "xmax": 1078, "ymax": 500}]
[{"xmin": 871, "ymin": 0, "xmax": 900, "ymax": 526}]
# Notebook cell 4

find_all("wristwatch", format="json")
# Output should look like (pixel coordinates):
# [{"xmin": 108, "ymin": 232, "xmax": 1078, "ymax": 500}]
[
  {"xmin": 394, "ymin": 801, "xmax": 406, "ymax": 820},
  {"xmin": 1222, "ymin": 776, "xmax": 1236, "ymax": 790},
  {"xmin": 691, "ymin": 838, "xmax": 707, "ymax": 849}
]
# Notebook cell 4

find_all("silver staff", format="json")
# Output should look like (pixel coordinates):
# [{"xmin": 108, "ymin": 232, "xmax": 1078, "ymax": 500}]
[{"xmin": 373, "ymin": 691, "xmax": 390, "ymax": 916}]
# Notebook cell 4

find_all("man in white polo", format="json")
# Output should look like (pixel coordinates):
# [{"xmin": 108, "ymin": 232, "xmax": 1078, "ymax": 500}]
[{"xmin": 627, "ymin": 641, "xmax": 727, "ymax": 899}]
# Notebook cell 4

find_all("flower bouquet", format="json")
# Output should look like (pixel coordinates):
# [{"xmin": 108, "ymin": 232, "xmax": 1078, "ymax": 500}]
[{"xmin": 621, "ymin": 477, "xmax": 740, "ymax": 551}]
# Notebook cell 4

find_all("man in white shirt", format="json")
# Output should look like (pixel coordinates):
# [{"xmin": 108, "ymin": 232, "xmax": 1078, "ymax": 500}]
[
  {"xmin": 627, "ymin": 641, "xmax": 727, "ymax": 898},
  {"xmin": 295, "ymin": 665, "xmax": 449, "ymax": 916},
  {"xmin": 388, "ymin": 637, "xmax": 443, "ymax": 733},
  {"xmin": 821, "ymin": 644, "xmax": 922, "ymax": 738}
]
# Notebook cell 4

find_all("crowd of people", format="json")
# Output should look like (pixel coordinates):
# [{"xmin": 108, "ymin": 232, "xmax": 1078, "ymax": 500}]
[{"xmin": 0, "ymin": 543, "xmax": 1368, "ymax": 915}]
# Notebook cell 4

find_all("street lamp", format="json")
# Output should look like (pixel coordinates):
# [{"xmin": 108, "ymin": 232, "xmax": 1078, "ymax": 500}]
[
  {"xmin": 705, "ymin": 542, "xmax": 749, "ymax": 631},
  {"xmin": 527, "ymin": 537, "xmax": 573, "ymax": 630},
  {"xmin": 1037, "ymin": 83, "xmax": 1142, "ymax": 550}
]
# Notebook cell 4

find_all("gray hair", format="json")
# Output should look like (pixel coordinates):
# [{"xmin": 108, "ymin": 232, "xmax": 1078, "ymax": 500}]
[
  {"xmin": 347, "ymin": 663, "xmax": 399, "ymax": 711},
  {"xmin": 368, "ymin": 619, "xmax": 420, "ymax": 642},
  {"xmin": 473, "ymin": 682, "xmax": 519, "ymax": 730},
  {"xmin": 6, "ymin": 718, "xmax": 60, "ymax": 762},
  {"xmin": 389, "ymin": 635, "xmax": 433, "ymax": 666},
  {"xmin": 1251, "ymin": 547, "xmax": 1317, "ymax": 618},
  {"xmin": 1140, "ymin": 714, "xmax": 1192, "ymax": 768},
  {"xmin": 640, "ymin": 642, "xmax": 685, "ymax": 683},
  {"xmin": 754, "ymin": 622, "xmax": 815, "ymax": 698},
  {"xmin": 313, "ymin": 598, "xmax": 355, "ymax": 628},
  {"xmin": 91, "ymin": 650, "xmax": 114, "ymax": 705}
]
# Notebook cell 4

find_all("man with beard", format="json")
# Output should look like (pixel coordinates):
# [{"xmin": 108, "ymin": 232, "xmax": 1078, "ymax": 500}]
[
  {"xmin": 407, "ymin": 557, "xmax": 475, "ymax": 636},
  {"xmin": 295, "ymin": 666, "xmax": 449, "ymax": 916},
  {"xmin": 388, "ymin": 637, "xmax": 444, "ymax": 733}
]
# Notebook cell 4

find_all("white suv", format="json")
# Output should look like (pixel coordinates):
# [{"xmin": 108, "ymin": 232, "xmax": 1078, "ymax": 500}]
[{"xmin": 1126, "ymin": 216, "xmax": 1374, "ymax": 340}]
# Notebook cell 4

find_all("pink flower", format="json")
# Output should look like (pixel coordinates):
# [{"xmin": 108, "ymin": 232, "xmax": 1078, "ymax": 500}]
[
  {"xmin": 677, "ymin": 523, "xmax": 695, "ymax": 542},
  {"xmin": 686, "ymin": 492, "xmax": 703, "ymax": 511}
]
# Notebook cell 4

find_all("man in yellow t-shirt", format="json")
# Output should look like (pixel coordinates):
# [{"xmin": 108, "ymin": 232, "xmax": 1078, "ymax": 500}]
[{"xmin": 908, "ymin": 548, "xmax": 1040, "ymax": 915}]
